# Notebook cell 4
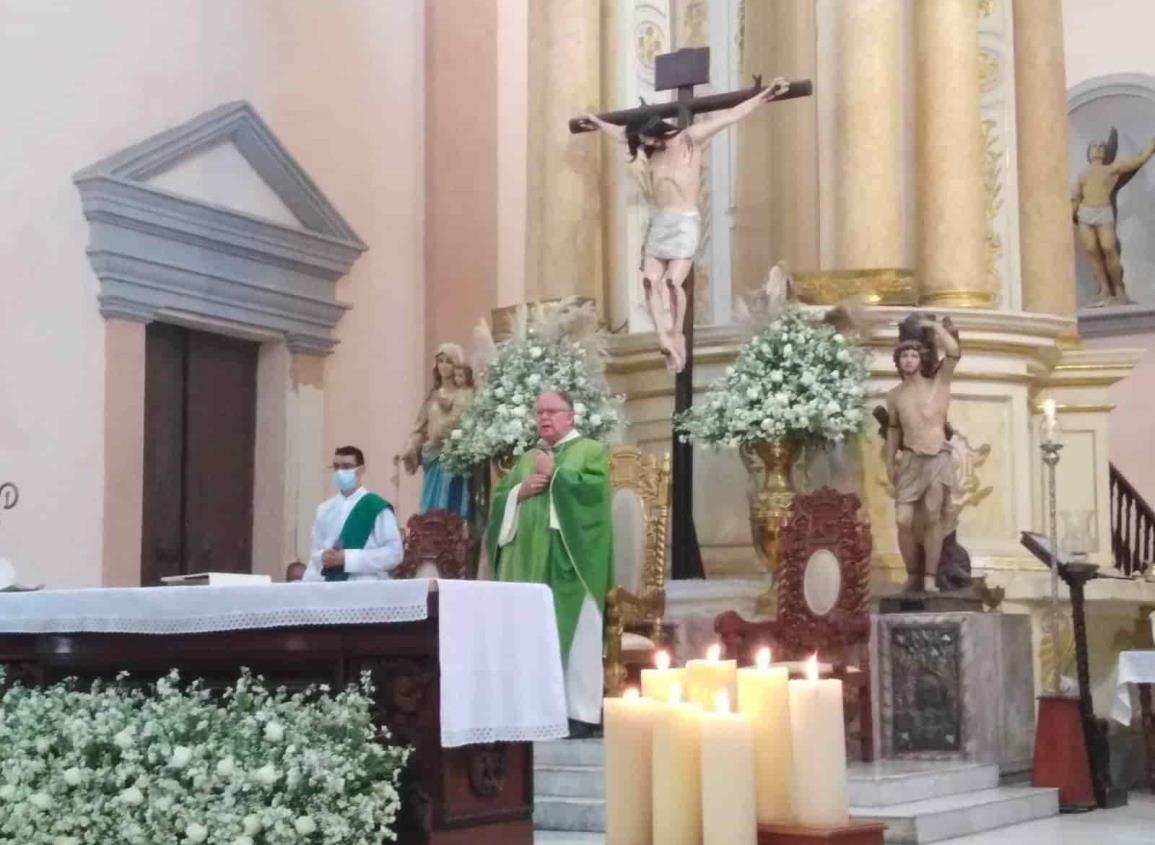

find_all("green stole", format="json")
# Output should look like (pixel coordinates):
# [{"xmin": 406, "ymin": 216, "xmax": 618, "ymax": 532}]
[
  {"xmin": 486, "ymin": 437, "xmax": 614, "ymax": 660},
  {"xmin": 324, "ymin": 493, "xmax": 393, "ymax": 582}
]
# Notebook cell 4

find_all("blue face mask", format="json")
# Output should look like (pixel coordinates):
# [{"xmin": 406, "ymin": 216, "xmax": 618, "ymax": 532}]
[{"xmin": 334, "ymin": 468, "xmax": 359, "ymax": 493}]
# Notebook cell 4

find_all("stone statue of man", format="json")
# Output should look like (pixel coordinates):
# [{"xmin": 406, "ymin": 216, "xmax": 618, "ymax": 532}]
[
  {"xmin": 884, "ymin": 314, "xmax": 961, "ymax": 593},
  {"xmin": 1072, "ymin": 129, "xmax": 1155, "ymax": 306}
]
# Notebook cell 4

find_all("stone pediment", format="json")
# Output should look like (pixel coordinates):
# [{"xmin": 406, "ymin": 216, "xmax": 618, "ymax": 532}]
[{"xmin": 75, "ymin": 102, "xmax": 367, "ymax": 354}]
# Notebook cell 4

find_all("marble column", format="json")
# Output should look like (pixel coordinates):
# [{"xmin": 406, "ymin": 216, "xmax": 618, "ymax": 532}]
[
  {"xmin": 733, "ymin": 0, "xmax": 819, "ymax": 293},
  {"xmin": 525, "ymin": 0, "xmax": 603, "ymax": 306},
  {"xmin": 1013, "ymin": 0, "xmax": 1078, "ymax": 322},
  {"xmin": 834, "ymin": 0, "xmax": 903, "ymax": 269},
  {"xmin": 914, "ymin": 0, "xmax": 991, "ymax": 308}
]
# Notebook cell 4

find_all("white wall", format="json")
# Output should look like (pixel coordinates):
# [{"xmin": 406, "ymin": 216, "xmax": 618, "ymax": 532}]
[
  {"xmin": 0, "ymin": 0, "xmax": 425, "ymax": 586},
  {"xmin": 1064, "ymin": 0, "xmax": 1155, "ymax": 502},
  {"xmin": 1064, "ymin": 0, "xmax": 1155, "ymax": 86}
]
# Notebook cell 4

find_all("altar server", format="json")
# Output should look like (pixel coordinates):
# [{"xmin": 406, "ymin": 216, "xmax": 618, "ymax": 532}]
[{"xmin": 305, "ymin": 446, "xmax": 404, "ymax": 582}]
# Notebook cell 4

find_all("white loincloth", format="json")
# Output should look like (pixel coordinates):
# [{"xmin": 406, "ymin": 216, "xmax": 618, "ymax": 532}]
[
  {"xmin": 1076, "ymin": 205, "xmax": 1114, "ymax": 226},
  {"xmin": 643, "ymin": 209, "xmax": 701, "ymax": 261}
]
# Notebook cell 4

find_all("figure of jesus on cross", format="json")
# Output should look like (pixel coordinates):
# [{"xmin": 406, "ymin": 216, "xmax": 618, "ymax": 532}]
[
  {"xmin": 572, "ymin": 48, "xmax": 811, "ymax": 580},
  {"xmin": 574, "ymin": 51, "xmax": 802, "ymax": 373}
]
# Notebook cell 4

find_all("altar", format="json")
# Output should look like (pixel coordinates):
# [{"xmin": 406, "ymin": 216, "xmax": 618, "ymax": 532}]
[{"xmin": 0, "ymin": 580, "xmax": 568, "ymax": 845}]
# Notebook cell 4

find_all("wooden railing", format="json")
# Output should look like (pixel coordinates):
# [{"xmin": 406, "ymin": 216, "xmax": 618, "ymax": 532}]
[{"xmin": 1110, "ymin": 464, "xmax": 1155, "ymax": 576}]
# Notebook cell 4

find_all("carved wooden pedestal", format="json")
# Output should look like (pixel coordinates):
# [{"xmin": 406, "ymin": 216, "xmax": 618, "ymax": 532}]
[
  {"xmin": 0, "ymin": 595, "xmax": 533, "ymax": 845},
  {"xmin": 758, "ymin": 821, "xmax": 886, "ymax": 844}
]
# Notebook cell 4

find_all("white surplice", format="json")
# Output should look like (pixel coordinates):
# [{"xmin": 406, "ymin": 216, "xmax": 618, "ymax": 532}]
[
  {"xmin": 497, "ymin": 430, "xmax": 605, "ymax": 724},
  {"xmin": 304, "ymin": 486, "xmax": 403, "ymax": 581}
]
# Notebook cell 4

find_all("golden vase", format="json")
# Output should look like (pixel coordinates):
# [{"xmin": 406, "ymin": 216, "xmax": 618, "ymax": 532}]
[{"xmin": 746, "ymin": 439, "xmax": 799, "ymax": 618}]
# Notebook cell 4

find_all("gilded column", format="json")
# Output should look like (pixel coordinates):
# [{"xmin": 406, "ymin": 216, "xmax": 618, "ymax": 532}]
[
  {"xmin": 525, "ymin": 0, "xmax": 603, "ymax": 306},
  {"xmin": 915, "ymin": 0, "xmax": 991, "ymax": 307},
  {"xmin": 834, "ymin": 0, "xmax": 903, "ymax": 269},
  {"xmin": 1013, "ymin": 0, "xmax": 1078, "ymax": 321}
]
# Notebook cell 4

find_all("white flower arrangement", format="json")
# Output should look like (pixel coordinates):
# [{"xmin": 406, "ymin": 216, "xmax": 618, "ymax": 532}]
[
  {"xmin": 677, "ymin": 307, "xmax": 870, "ymax": 448},
  {"xmin": 441, "ymin": 330, "xmax": 620, "ymax": 475},
  {"xmin": 0, "ymin": 669, "xmax": 408, "ymax": 845}
]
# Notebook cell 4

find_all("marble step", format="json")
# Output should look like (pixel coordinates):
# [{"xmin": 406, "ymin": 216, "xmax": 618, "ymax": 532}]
[
  {"xmin": 535, "ymin": 739, "xmax": 604, "ymax": 767},
  {"xmin": 850, "ymin": 786, "xmax": 1060, "ymax": 844},
  {"xmin": 847, "ymin": 761, "xmax": 1000, "ymax": 807},
  {"xmin": 536, "ymin": 764, "xmax": 606, "ymax": 799},
  {"xmin": 534, "ymin": 796, "xmax": 605, "ymax": 833}
]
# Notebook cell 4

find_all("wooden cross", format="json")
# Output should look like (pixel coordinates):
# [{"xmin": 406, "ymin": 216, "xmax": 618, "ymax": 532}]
[{"xmin": 572, "ymin": 47, "xmax": 812, "ymax": 580}]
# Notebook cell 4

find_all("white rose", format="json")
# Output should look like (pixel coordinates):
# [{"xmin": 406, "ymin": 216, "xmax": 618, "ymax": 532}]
[
  {"xmin": 215, "ymin": 757, "xmax": 236, "ymax": 777},
  {"xmin": 52, "ymin": 838, "xmax": 80, "ymax": 845},
  {"xmin": 573, "ymin": 402, "xmax": 587, "ymax": 415},
  {"xmin": 185, "ymin": 822, "xmax": 208, "ymax": 843},
  {"xmin": 589, "ymin": 413, "xmax": 602, "ymax": 427},
  {"xmin": 170, "ymin": 745, "xmax": 193, "ymax": 768},
  {"xmin": 119, "ymin": 786, "xmax": 144, "ymax": 806},
  {"xmin": 530, "ymin": 346, "xmax": 543, "ymax": 358},
  {"xmin": 450, "ymin": 429, "xmax": 463, "ymax": 440},
  {"xmin": 527, "ymin": 373, "xmax": 541, "ymax": 387},
  {"xmin": 28, "ymin": 791, "xmax": 51, "ymax": 810},
  {"xmin": 294, "ymin": 817, "xmax": 318, "ymax": 835},
  {"xmin": 242, "ymin": 814, "xmax": 263, "ymax": 835},
  {"xmin": 0, "ymin": 785, "xmax": 15, "ymax": 801},
  {"xmin": 231, "ymin": 837, "xmax": 254, "ymax": 845},
  {"xmin": 113, "ymin": 727, "xmax": 135, "ymax": 748},
  {"xmin": 63, "ymin": 767, "xmax": 83, "ymax": 786},
  {"xmin": 254, "ymin": 764, "xmax": 279, "ymax": 786},
  {"xmin": 494, "ymin": 387, "xmax": 505, "ymax": 399},
  {"xmin": 263, "ymin": 722, "xmax": 284, "ymax": 743}
]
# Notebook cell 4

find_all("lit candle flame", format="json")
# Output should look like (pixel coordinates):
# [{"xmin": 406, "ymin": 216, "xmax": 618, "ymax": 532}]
[
  {"xmin": 668, "ymin": 683, "xmax": 683, "ymax": 705},
  {"xmin": 756, "ymin": 647, "xmax": 772, "ymax": 670},
  {"xmin": 806, "ymin": 653, "xmax": 820, "ymax": 682},
  {"xmin": 623, "ymin": 687, "xmax": 641, "ymax": 701},
  {"xmin": 706, "ymin": 643, "xmax": 722, "ymax": 661},
  {"xmin": 655, "ymin": 649, "xmax": 671, "ymax": 671}
]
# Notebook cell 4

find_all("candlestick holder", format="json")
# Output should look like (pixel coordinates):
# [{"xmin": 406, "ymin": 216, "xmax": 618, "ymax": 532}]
[
  {"xmin": 758, "ymin": 821, "xmax": 885, "ymax": 845},
  {"xmin": 1041, "ymin": 439, "xmax": 1062, "ymax": 695}
]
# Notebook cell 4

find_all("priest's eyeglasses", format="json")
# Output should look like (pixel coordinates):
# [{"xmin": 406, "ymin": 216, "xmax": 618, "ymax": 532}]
[{"xmin": 330, "ymin": 462, "xmax": 363, "ymax": 470}]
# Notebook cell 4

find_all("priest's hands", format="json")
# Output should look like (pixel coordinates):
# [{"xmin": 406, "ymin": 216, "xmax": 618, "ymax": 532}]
[
  {"xmin": 533, "ymin": 448, "xmax": 555, "ymax": 476},
  {"xmin": 321, "ymin": 549, "xmax": 346, "ymax": 569},
  {"xmin": 517, "ymin": 474, "xmax": 550, "ymax": 502}
]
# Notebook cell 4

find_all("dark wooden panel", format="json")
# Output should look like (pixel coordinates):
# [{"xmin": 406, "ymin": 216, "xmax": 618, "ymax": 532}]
[
  {"xmin": 183, "ymin": 330, "xmax": 258, "ymax": 574},
  {"xmin": 141, "ymin": 323, "xmax": 186, "ymax": 585}
]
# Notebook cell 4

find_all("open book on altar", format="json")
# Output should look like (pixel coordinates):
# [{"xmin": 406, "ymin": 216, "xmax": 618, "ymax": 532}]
[{"xmin": 159, "ymin": 572, "xmax": 272, "ymax": 587}]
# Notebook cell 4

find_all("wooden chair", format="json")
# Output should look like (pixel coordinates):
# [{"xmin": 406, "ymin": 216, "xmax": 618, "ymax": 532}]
[
  {"xmin": 395, "ymin": 509, "xmax": 471, "ymax": 580},
  {"xmin": 715, "ymin": 487, "xmax": 875, "ymax": 761},
  {"xmin": 603, "ymin": 447, "xmax": 671, "ymax": 697}
]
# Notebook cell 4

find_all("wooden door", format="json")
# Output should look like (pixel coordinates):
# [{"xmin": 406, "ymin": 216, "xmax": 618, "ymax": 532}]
[{"xmin": 140, "ymin": 324, "xmax": 258, "ymax": 584}]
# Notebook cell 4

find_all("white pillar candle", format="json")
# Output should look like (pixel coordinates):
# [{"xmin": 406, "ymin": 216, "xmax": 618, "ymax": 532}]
[
  {"xmin": 604, "ymin": 688, "xmax": 657, "ymax": 845},
  {"xmin": 788, "ymin": 655, "xmax": 849, "ymax": 828},
  {"xmin": 700, "ymin": 690, "xmax": 757, "ymax": 845},
  {"xmin": 685, "ymin": 643, "xmax": 737, "ymax": 711},
  {"xmin": 641, "ymin": 649, "xmax": 686, "ymax": 702},
  {"xmin": 1041, "ymin": 398, "xmax": 1059, "ymax": 444},
  {"xmin": 652, "ymin": 684, "xmax": 704, "ymax": 845},
  {"xmin": 737, "ymin": 647, "xmax": 795, "ymax": 824}
]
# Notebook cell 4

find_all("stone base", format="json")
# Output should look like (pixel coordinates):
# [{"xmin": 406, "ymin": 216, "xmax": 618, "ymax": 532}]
[
  {"xmin": 878, "ymin": 591, "xmax": 984, "ymax": 614},
  {"xmin": 875, "ymin": 612, "xmax": 1034, "ymax": 774}
]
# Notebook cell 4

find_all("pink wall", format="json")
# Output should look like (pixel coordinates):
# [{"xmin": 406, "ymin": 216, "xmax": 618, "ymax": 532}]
[
  {"xmin": 424, "ymin": 0, "xmax": 501, "ymax": 369},
  {"xmin": 1083, "ymin": 333, "xmax": 1155, "ymax": 503}
]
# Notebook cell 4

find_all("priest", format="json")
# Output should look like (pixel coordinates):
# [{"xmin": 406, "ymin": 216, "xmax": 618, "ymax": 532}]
[{"xmin": 487, "ymin": 391, "xmax": 614, "ymax": 735}]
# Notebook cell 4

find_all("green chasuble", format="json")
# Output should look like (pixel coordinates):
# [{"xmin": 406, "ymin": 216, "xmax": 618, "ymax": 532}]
[
  {"xmin": 325, "ymin": 493, "xmax": 392, "ymax": 582},
  {"xmin": 486, "ymin": 436, "xmax": 614, "ymax": 659}
]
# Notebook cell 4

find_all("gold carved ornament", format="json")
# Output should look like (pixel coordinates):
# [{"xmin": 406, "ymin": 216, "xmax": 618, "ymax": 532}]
[{"xmin": 603, "ymin": 447, "xmax": 671, "ymax": 697}]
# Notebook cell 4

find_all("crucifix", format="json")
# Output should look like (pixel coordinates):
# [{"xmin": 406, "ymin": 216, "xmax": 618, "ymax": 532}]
[{"xmin": 571, "ymin": 47, "xmax": 812, "ymax": 579}]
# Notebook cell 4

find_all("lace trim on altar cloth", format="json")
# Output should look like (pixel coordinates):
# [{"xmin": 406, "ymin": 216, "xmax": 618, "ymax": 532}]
[
  {"xmin": 0, "ymin": 603, "xmax": 429, "ymax": 635},
  {"xmin": 440, "ymin": 722, "xmax": 571, "ymax": 748}
]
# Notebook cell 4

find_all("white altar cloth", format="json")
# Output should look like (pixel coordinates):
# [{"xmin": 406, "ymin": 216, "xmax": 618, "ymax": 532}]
[
  {"xmin": 1110, "ymin": 649, "xmax": 1155, "ymax": 724},
  {"xmin": 0, "ymin": 580, "xmax": 569, "ymax": 747}
]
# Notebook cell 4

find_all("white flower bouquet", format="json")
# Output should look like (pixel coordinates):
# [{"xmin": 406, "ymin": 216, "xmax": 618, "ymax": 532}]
[
  {"xmin": 0, "ymin": 669, "xmax": 408, "ymax": 845},
  {"xmin": 677, "ymin": 307, "xmax": 870, "ymax": 448},
  {"xmin": 441, "ymin": 329, "xmax": 619, "ymax": 474}
]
